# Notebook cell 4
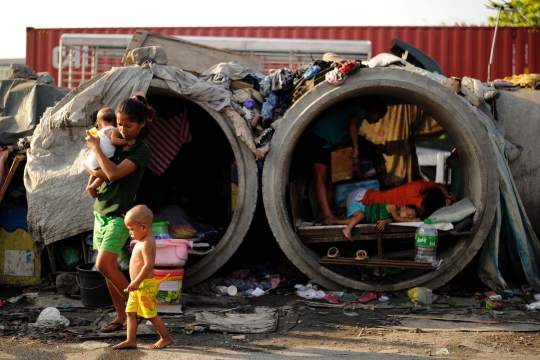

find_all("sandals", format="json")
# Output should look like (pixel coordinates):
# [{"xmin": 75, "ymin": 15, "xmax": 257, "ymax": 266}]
[
  {"xmin": 358, "ymin": 292, "xmax": 377, "ymax": 303},
  {"xmin": 355, "ymin": 250, "xmax": 368, "ymax": 260},
  {"xmin": 327, "ymin": 248, "xmax": 369, "ymax": 260},
  {"xmin": 100, "ymin": 322, "xmax": 124, "ymax": 333},
  {"xmin": 327, "ymin": 247, "xmax": 340, "ymax": 258}
]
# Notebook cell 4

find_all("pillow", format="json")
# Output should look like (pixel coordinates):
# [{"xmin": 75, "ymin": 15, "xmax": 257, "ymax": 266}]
[{"xmin": 428, "ymin": 197, "xmax": 476, "ymax": 223}]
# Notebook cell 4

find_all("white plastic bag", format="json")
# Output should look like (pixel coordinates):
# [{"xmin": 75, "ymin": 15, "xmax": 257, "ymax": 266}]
[{"xmin": 29, "ymin": 307, "xmax": 70, "ymax": 328}]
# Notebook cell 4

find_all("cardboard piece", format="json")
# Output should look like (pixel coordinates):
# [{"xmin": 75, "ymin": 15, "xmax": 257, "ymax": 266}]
[{"xmin": 331, "ymin": 147, "xmax": 353, "ymax": 183}]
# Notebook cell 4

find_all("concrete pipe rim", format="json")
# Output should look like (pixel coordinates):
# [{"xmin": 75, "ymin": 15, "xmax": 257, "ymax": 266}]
[
  {"xmin": 144, "ymin": 82, "xmax": 259, "ymax": 288},
  {"xmin": 263, "ymin": 67, "xmax": 498, "ymax": 292}
]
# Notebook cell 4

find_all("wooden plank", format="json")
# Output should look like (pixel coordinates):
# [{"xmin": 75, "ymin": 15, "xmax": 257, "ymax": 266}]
[
  {"xmin": 331, "ymin": 147, "xmax": 353, "ymax": 183},
  {"xmin": 301, "ymin": 232, "xmax": 417, "ymax": 243},
  {"xmin": 387, "ymin": 315, "xmax": 499, "ymax": 324},
  {"xmin": 298, "ymin": 224, "xmax": 415, "ymax": 236},
  {"xmin": 319, "ymin": 257, "xmax": 436, "ymax": 270},
  {"xmin": 0, "ymin": 154, "xmax": 25, "ymax": 204},
  {"xmin": 299, "ymin": 224, "xmax": 449, "ymax": 243},
  {"xmin": 389, "ymin": 319, "xmax": 540, "ymax": 333},
  {"xmin": 194, "ymin": 307, "xmax": 277, "ymax": 334},
  {"xmin": 123, "ymin": 30, "xmax": 264, "ymax": 74}
]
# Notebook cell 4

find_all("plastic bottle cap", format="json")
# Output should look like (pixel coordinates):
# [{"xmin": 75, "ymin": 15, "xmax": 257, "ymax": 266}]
[{"xmin": 424, "ymin": 218, "xmax": 433, "ymax": 224}]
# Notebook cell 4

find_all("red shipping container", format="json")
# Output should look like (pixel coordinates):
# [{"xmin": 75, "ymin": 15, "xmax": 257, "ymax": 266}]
[{"xmin": 26, "ymin": 26, "xmax": 539, "ymax": 87}]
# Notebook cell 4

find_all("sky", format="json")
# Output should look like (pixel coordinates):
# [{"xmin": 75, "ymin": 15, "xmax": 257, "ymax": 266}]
[{"xmin": 1, "ymin": 0, "xmax": 495, "ymax": 59}]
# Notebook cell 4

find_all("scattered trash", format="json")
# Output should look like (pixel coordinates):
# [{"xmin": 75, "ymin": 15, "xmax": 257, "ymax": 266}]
[
  {"xmin": 227, "ymin": 286, "xmax": 238, "ymax": 296},
  {"xmin": 343, "ymin": 312, "xmax": 359, "ymax": 317},
  {"xmin": 407, "ymin": 288, "xmax": 419, "ymax": 301},
  {"xmin": 184, "ymin": 324, "xmax": 206, "ymax": 335},
  {"xmin": 431, "ymin": 259, "xmax": 444, "ymax": 268},
  {"xmin": 213, "ymin": 286, "xmax": 229, "ymax": 296},
  {"xmin": 407, "ymin": 287, "xmax": 437, "ymax": 304},
  {"xmin": 0, "ymin": 299, "xmax": 3, "ymax": 307},
  {"xmin": 486, "ymin": 299, "xmax": 503, "ymax": 310},
  {"xmin": 492, "ymin": 310, "xmax": 504, "ymax": 315},
  {"xmin": 232, "ymin": 335, "xmax": 246, "ymax": 341},
  {"xmin": 524, "ymin": 301, "xmax": 540, "ymax": 310},
  {"xmin": 489, "ymin": 295, "xmax": 502, "ymax": 301},
  {"xmin": 62, "ymin": 303, "xmax": 73, "ymax": 308},
  {"xmin": 534, "ymin": 294, "xmax": 540, "ymax": 301},
  {"xmin": 436, "ymin": 348, "xmax": 450, "ymax": 355},
  {"xmin": 379, "ymin": 295, "xmax": 390, "ymax": 302},
  {"xmin": 6, "ymin": 292, "xmax": 39, "ymax": 303},
  {"xmin": 28, "ymin": 307, "xmax": 70, "ymax": 328},
  {"xmin": 251, "ymin": 288, "xmax": 265, "ymax": 297},
  {"xmin": 323, "ymin": 294, "xmax": 339, "ymax": 304},
  {"xmin": 459, "ymin": 340, "xmax": 496, "ymax": 353},
  {"xmin": 417, "ymin": 287, "xmax": 433, "ymax": 305},
  {"xmin": 358, "ymin": 292, "xmax": 377, "ymax": 303},
  {"xmin": 295, "ymin": 284, "xmax": 325, "ymax": 300}
]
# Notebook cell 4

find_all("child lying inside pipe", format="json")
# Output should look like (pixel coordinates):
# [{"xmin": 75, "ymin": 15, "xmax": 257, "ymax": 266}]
[{"xmin": 331, "ymin": 188, "xmax": 420, "ymax": 240}]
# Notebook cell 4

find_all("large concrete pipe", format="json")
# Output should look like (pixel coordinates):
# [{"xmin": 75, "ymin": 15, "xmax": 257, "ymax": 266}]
[
  {"xmin": 27, "ymin": 73, "xmax": 258, "ymax": 289},
  {"xmin": 147, "ymin": 80, "xmax": 258, "ymax": 288},
  {"xmin": 262, "ymin": 68, "xmax": 499, "ymax": 291}
]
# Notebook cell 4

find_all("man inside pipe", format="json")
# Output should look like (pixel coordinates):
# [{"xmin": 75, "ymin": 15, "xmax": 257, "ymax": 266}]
[{"xmin": 304, "ymin": 96, "xmax": 387, "ymax": 224}]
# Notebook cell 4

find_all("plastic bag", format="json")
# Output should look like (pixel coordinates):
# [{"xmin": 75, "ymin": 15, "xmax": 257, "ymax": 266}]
[{"xmin": 29, "ymin": 307, "xmax": 70, "ymax": 328}]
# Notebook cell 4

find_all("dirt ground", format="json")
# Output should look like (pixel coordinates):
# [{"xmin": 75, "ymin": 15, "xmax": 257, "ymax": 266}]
[{"xmin": 1, "ymin": 287, "xmax": 540, "ymax": 359}]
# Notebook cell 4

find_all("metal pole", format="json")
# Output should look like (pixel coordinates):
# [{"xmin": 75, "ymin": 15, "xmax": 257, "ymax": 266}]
[{"xmin": 488, "ymin": 5, "xmax": 503, "ymax": 82}]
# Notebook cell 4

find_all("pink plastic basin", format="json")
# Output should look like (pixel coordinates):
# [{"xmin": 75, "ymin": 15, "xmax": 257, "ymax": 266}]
[{"xmin": 130, "ymin": 239, "xmax": 193, "ymax": 268}]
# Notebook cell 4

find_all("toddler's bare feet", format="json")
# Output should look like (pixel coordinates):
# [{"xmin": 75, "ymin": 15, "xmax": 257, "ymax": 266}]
[
  {"xmin": 342, "ymin": 228, "xmax": 353, "ymax": 241},
  {"xmin": 150, "ymin": 336, "xmax": 173, "ymax": 349},
  {"xmin": 113, "ymin": 340, "xmax": 137, "ymax": 349}
]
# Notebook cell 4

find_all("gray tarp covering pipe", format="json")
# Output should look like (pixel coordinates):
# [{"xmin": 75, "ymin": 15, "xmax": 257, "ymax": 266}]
[
  {"xmin": 0, "ymin": 80, "xmax": 69, "ymax": 148},
  {"xmin": 475, "ymin": 105, "xmax": 540, "ymax": 293}
]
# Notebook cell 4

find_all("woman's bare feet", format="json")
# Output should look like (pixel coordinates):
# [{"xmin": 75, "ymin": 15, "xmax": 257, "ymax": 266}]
[
  {"xmin": 323, "ymin": 215, "xmax": 337, "ymax": 225},
  {"xmin": 113, "ymin": 340, "xmax": 137, "ymax": 349},
  {"xmin": 342, "ymin": 228, "xmax": 353, "ymax": 241},
  {"xmin": 150, "ymin": 336, "xmax": 173, "ymax": 349}
]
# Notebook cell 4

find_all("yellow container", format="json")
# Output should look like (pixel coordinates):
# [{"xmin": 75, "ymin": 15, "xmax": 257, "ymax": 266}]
[
  {"xmin": 154, "ymin": 268, "xmax": 184, "ymax": 305},
  {"xmin": 0, "ymin": 228, "xmax": 41, "ymax": 286}
]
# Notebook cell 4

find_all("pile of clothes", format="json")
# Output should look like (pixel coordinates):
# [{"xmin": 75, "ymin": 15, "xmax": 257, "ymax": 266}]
[{"xmin": 202, "ymin": 53, "xmax": 367, "ymax": 150}]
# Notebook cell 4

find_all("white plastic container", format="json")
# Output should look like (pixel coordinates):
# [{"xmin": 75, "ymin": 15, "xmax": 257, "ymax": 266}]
[{"xmin": 414, "ymin": 218, "xmax": 438, "ymax": 263}]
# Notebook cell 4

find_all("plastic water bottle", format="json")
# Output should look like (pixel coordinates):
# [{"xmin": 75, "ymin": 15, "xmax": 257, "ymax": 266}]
[{"xmin": 414, "ymin": 218, "xmax": 438, "ymax": 263}]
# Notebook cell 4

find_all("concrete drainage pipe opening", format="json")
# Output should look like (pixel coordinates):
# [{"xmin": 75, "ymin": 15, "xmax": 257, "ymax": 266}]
[
  {"xmin": 262, "ymin": 68, "xmax": 498, "ymax": 292},
  {"xmin": 145, "ymin": 83, "xmax": 258, "ymax": 288}
]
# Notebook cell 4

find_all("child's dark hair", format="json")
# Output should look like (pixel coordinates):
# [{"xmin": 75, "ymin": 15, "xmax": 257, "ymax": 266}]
[
  {"xmin": 116, "ymin": 93, "xmax": 156, "ymax": 138},
  {"xmin": 421, "ymin": 188, "xmax": 446, "ymax": 220},
  {"xmin": 99, "ymin": 108, "xmax": 116, "ymax": 124}
]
